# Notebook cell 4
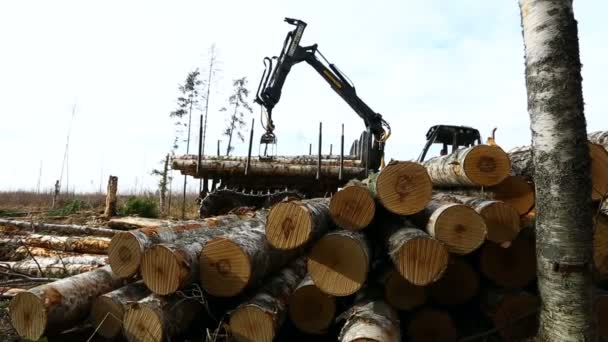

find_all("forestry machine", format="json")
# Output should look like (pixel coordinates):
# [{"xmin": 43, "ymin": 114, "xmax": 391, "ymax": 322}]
[{"xmin": 198, "ymin": 17, "xmax": 483, "ymax": 217}]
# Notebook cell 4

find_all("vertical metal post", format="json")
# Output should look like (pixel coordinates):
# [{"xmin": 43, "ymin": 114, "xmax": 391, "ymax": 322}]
[
  {"xmin": 245, "ymin": 118, "xmax": 255, "ymax": 175},
  {"xmin": 330, "ymin": 144, "xmax": 333, "ymax": 156},
  {"xmin": 309, "ymin": 143, "xmax": 312, "ymax": 156},
  {"xmin": 366, "ymin": 128, "xmax": 372, "ymax": 177},
  {"xmin": 217, "ymin": 140, "xmax": 221, "ymax": 157},
  {"xmin": 317, "ymin": 122, "xmax": 322, "ymax": 180},
  {"xmin": 339, "ymin": 124, "xmax": 344, "ymax": 181},
  {"xmin": 197, "ymin": 115, "xmax": 203, "ymax": 177}
]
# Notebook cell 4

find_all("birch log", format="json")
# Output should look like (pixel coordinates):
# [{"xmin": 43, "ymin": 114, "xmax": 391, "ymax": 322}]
[
  {"xmin": 589, "ymin": 131, "xmax": 608, "ymax": 151},
  {"xmin": 7, "ymin": 246, "xmax": 97, "ymax": 261},
  {"xmin": 12, "ymin": 234, "xmax": 110, "ymax": 255},
  {"xmin": 329, "ymin": 180, "xmax": 376, "ymax": 230},
  {"xmin": 107, "ymin": 216, "xmax": 172, "ymax": 230},
  {"xmin": 480, "ymin": 236, "xmax": 536, "ymax": 289},
  {"xmin": 0, "ymin": 218, "xmax": 117, "ymax": 237},
  {"xmin": 481, "ymin": 289, "xmax": 539, "ymax": 342},
  {"xmin": 2, "ymin": 256, "xmax": 107, "ymax": 278},
  {"xmin": 423, "ymin": 144, "xmax": 511, "ymax": 187},
  {"xmin": 338, "ymin": 298, "xmax": 400, "ymax": 342},
  {"xmin": 407, "ymin": 308, "xmax": 458, "ymax": 342},
  {"xmin": 382, "ymin": 269, "xmax": 427, "ymax": 311},
  {"xmin": 9, "ymin": 265, "xmax": 125, "ymax": 341},
  {"xmin": 266, "ymin": 198, "xmax": 330, "ymax": 249},
  {"xmin": 288, "ymin": 275, "xmax": 336, "ymax": 335},
  {"xmin": 429, "ymin": 258, "xmax": 479, "ymax": 306}
]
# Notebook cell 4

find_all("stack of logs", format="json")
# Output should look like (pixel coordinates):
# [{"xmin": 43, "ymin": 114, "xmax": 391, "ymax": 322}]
[{"xmin": 5, "ymin": 134, "xmax": 608, "ymax": 342}]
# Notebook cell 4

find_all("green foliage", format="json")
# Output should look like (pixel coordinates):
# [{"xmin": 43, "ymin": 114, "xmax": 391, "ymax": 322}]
[
  {"xmin": 48, "ymin": 199, "xmax": 90, "ymax": 216},
  {"xmin": 121, "ymin": 197, "xmax": 159, "ymax": 218},
  {"xmin": 222, "ymin": 77, "xmax": 253, "ymax": 155},
  {"xmin": 170, "ymin": 69, "xmax": 203, "ymax": 152}
]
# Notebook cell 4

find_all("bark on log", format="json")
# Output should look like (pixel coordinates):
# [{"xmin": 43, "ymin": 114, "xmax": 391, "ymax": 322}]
[
  {"xmin": 382, "ymin": 216, "xmax": 449, "ymax": 286},
  {"xmin": 407, "ymin": 308, "xmax": 458, "ymax": 342},
  {"xmin": 381, "ymin": 268, "xmax": 426, "ymax": 311},
  {"xmin": 7, "ymin": 246, "xmax": 96, "ymax": 261},
  {"xmin": 11, "ymin": 233, "xmax": 110, "ymax": 255},
  {"xmin": 329, "ymin": 180, "xmax": 376, "ymax": 230},
  {"xmin": 365, "ymin": 160, "xmax": 433, "ymax": 215},
  {"xmin": 0, "ymin": 218, "xmax": 117, "ymax": 238},
  {"xmin": 288, "ymin": 275, "xmax": 336, "ymax": 335},
  {"xmin": 122, "ymin": 293, "xmax": 202, "ymax": 342},
  {"xmin": 411, "ymin": 200, "xmax": 487, "ymax": 254},
  {"xmin": 308, "ymin": 230, "xmax": 371, "ymax": 296},
  {"xmin": 229, "ymin": 257, "xmax": 307, "ymax": 342},
  {"xmin": 0, "ymin": 238, "xmax": 21, "ymax": 260},
  {"xmin": 104, "ymin": 175, "xmax": 118, "ymax": 217},
  {"xmin": 199, "ymin": 211, "xmax": 301, "ymax": 297},
  {"xmin": 108, "ymin": 212, "xmax": 254, "ymax": 278},
  {"xmin": 1, "ymin": 256, "xmax": 107, "ymax": 278},
  {"xmin": 423, "ymin": 144, "xmax": 511, "ymax": 187},
  {"xmin": 107, "ymin": 216, "xmax": 172, "ymax": 230},
  {"xmin": 266, "ymin": 198, "xmax": 330, "ymax": 249},
  {"xmin": 177, "ymin": 154, "xmax": 362, "ymax": 164},
  {"xmin": 509, "ymin": 142, "xmax": 608, "ymax": 200},
  {"xmin": 431, "ymin": 193, "xmax": 521, "ymax": 244},
  {"xmin": 8, "ymin": 265, "xmax": 125, "ymax": 341},
  {"xmin": 479, "ymin": 236, "xmax": 536, "ymax": 289},
  {"xmin": 338, "ymin": 297, "xmax": 400, "ymax": 342},
  {"xmin": 480, "ymin": 289, "xmax": 539, "ymax": 342},
  {"xmin": 429, "ymin": 258, "xmax": 479, "ymax": 306},
  {"xmin": 89, "ymin": 281, "xmax": 150, "ymax": 339},
  {"xmin": 589, "ymin": 131, "xmax": 608, "ymax": 151}
]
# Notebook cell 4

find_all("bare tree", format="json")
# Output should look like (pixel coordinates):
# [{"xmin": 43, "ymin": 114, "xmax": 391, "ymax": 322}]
[
  {"xmin": 518, "ymin": 0, "xmax": 595, "ymax": 340},
  {"xmin": 222, "ymin": 77, "xmax": 253, "ymax": 156}
]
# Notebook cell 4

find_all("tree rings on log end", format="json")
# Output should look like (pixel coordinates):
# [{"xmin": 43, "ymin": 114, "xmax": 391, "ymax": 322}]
[
  {"xmin": 590, "ymin": 142, "xmax": 608, "ymax": 201},
  {"xmin": 266, "ymin": 202, "xmax": 313, "ymax": 249},
  {"xmin": 307, "ymin": 232, "xmax": 369, "ymax": 296},
  {"xmin": 9, "ymin": 292, "xmax": 47, "ymax": 341},
  {"xmin": 200, "ymin": 237, "xmax": 250, "ymax": 297},
  {"xmin": 480, "ymin": 238, "xmax": 536, "ymax": 289},
  {"xmin": 141, "ymin": 245, "xmax": 187, "ymax": 295},
  {"xmin": 463, "ymin": 145, "xmax": 510, "ymax": 186},
  {"xmin": 384, "ymin": 270, "xmax": 427, "ymax": 311},
  {"xmin": 376, "ymin": 161, "xmax": 432, "ymax": 215},
  {"xmin": 229, "ymin": 306, "xmax": 275, "ymax": 342},
  {"xmin": 395, "ymin": 237, "xmax": 449, "ymax": 286},
  {"xmin": 123, "ymin": 304, "xmax": 163, "ymax": 342},
  {"xmin": 289, "ymin": 280, "xmax": 336, "ymax": 334},
  {"xmin": 407, "ymin": 309, "xmax": 458, "ymax": 342},
  {"xmin": 429, "ymin": 259, "xmax": 479, "ymax": 306},
  {"xmin": 477, "ymin": 201, "xmax": 521, "ymax": 244},
  {"xmin": 490, "ymin": 175, "xmax": 535, "ymax": 215},
  {"xmin": 329, "ymin": 185, "xmax": 376, "ymax": 230},
  {"xmin": 108, "ymin": 232, "xmax": 142, "ymax": 278},
  {"xmin": 429, "ymin": 204, "xmax": 486, "ymax": 255},
  {"xmin": 90, "ymin": 296, "xmax": 124, "ymax": 339}
]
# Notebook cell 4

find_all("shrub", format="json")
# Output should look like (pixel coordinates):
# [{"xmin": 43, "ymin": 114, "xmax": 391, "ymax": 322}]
[
  {"xmin": 49, "ymin": 199, "xmax": 90, "ymax": 216},
  {"xmin": 121, "ymin": 197, "xmax": 159, "ymax": 218}
]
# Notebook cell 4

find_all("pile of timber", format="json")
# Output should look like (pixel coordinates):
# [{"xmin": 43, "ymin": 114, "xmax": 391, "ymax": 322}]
[{"xmin": 7, "ymin": 142, "xmax": 608, "ymax": 341}]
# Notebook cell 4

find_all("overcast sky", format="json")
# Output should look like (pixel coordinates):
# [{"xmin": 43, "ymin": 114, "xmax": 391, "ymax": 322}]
[{"xmin": 0, "ymin": 0, "xmax": 605, "ymax": 193}]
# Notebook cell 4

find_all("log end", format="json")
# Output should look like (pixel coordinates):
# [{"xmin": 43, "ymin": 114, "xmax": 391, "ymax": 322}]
[
  {"xmin": 590, "ymin": 142, "xmax": 608, "ymax": 201},
  {"xmin": 289, "ymin": 282, "xmax": 336, "ymax": 334},
  {"xmin": 266, "ymin": 201, "xmax": 313, "ymax": 249},
  {"xmin": 108, "ymin": 232, "xmax": 143, "ymax": 278},
  {"xmin": 141, "ymin": 245, "xmax": 184, "ymax": 295},
  {"xmin": 376, "ymin": 161, "xmax": 432, "ymax": 215},
  {"xmin": 598, "ymin": 294, "xmax": 608, "ymax": 339},
  {"xmin": 395, "ymin": 237, "xmax": 449, "ymax": 286},
  {"xmin": 478, "ymin": 201, "xmax": 521, "ymax": 244},
  {"xmin": 480, "ymin": 238, "xmax": 536, "ymax": 289},
  {"xmin": 594, "ymin": 214, "xmax": 608, "ymax": 277},
  {"xmin": 431, "ymin": 203, "xmax": 486, "ymax": 254},
  {"xmin": 487, "ymin": 293, "xmax": 539, "ymax": 342},
  {"xmin": 429, "ymin": 259, "xmax": 479, "ymax": 306},
  {"xmin": 308, "ymin": 233, "xmax": 369, "ymax": 296},
  {"xmin": 463, "ymin": 144, "xmax": 510, "ymax": 186},
  {"xmin": 200, "ymin": 237, "xmax": 251, "ymax": 297},
  {"xmin": 490, "ymin": 175, "xmax": 535, "ymax": 215},
  {"xmin": 123, "ymin": 304, "xmax": 163, "ymax": 342},
  {"xmin": 407, "ymin": 309, "xmax": 458, "ymax": 342},
  {"xmin": 229, "ymin": 305, "xmax": 275, "ymax": 342},
  {"xmin": 90, "ymin": 296, "xmax": 124, "ymax": 339},
  {"xmin": 329, "ymin": 185, "xmax": 376, "ymax": 230},
  {"xmin": 384, "ymin": 270, "xmax": 427, "ymax": 311},
  {"xmin": 9, "ymin": 291, "xmax": 47, "ymax": 341}
]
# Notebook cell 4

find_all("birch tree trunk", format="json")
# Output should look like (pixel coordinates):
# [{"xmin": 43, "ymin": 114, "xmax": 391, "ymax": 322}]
[{"xmin": 519, "ymin": 0, "xmax": 595, "ymax": 340}]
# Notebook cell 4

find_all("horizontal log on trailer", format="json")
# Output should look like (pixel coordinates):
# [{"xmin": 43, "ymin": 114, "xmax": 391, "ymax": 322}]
[
  {"xmin": 229, "ymin": 258, "xmax": 307, "ymax": 342},
  {"xmin": 0, "ymin": 218, "xmax": 117, "ymax": 238},
  {"xmin": 89, "ymin": 281, "xmax": 150, "ymax": 339},
  {"xmin": 407, "ymin": 308, "xmax": 458, "ymax": 342},
  {"xmin": 480, "ymin": 289, "xmax": 540, "ymax": 342},
  {"xmin": 423, "ymin": 144, "xmax": 511, "ymax": 187},
  {"xmin": 266, "ymin": 198, "xmax": 331, "ymax": 250},
  {"xmin": 175, "ymin": 153, "xmax": 363, "ymax": 164},
  {"xmin": 288, "ymin": 275, "xmax": 336, "ymax": 335},
  {"xmin": 338, "ymin": 296, "xmax": 400, "ymax": 342},
  {"xmin": 1, "ymin": 256, "xmax": 107, "ymax": 278},
  {"xmin": 9, "ymin": 265, "xmax": 125, "ymax": 341},
  {"xmin": 107, "ymin": 216, "xmax": 172, "ymax": 230},
  {"xmin": 11, "ymin": 234, "xmax": 110, "ymax": 255},
  {"xmin": 509, "ymin": 142, "xmax": 608, "ymax": 200},
  {"xmin": 172, "ymin": 158, "xmax": 367, "ymax": 179}
]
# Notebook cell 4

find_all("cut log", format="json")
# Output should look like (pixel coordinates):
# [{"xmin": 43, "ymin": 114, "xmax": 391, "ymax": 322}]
[
  {"xmin": 598, "ymin": 292, "xmax": 608, "ymax": 340},
  {"xmin": 429, "ymin": 258, "xmax": 479, "ymax": 306},
  {"xmin": 107, "ymin": 216, "xmax": 172, "ymax": 230},
  {"xmin": 338, "ymin": 298, "xmax": 400, "ymax": 342},
  {"xmin": 432, "ymin": 193, "xmax": 521, "ymax": 244},
  {"xmin": 407, "ymin": 308, "xmax": 458, "ymax": 342},
  {"xmin": 480, "ymin": 237, "xmax": 536, "ymax": 289},
  {"xmin": 589, "ymin": 131, "xmax": 608, "ymax": 150},
  {"xmin": 382, "ymin": 269, "xmax": 426, "ymax": 311},
  {"xmin": 89, "ymin": 281, "xmax": 150, "ymax": 339},
  {"xmin": 412, "ymin": 200, "xmax": 487, "ymax": 254},
  {"xmin": 0, "ymin": 218, "xmax": 117, "ymax": 237},
  {"xmin": 509, "ymin": 142, "xmax": 608, "ymax": 200},
  {"xmin": 594, "ymin": 212, "xmax": 608, "ymax": 279},
  {"xmin": 423, "ymin": 144, "xmax": 511, "ymax": 187},
  {"xmin": 1, "ymin": 256, "xmax": 106, "ymax": 278},
  {"xmin": 308, "ymin": 230, "xmax": 370, "ymax": 296},
  {"xmin": 366, "ymin": 160, "xmax": 433, "ymax": 215},
  {"xmin": 481, "ymin": 290, "xmax": 539, "ymax": 342},
  {"xmin": 382, "ymin": 217, "xmax": 449, "ymax": 286},
  {"xmin": 266, "ymin": 198, "xmax": 330, "ymax": 250},
  {"xmin": 7, "ymin": 246, "xmax": 95, "ymax": 261},
  {"xmin": 8, "ymin": 265, "xmax": 125, "ymax": 341},
  {"xmin": 0, "ymin": 238, "xmax": 22, "ymax": 260},
  {"xmin": 108, "ymin": 213, "xmax": 252, "ymax": 278},
  {"xmin": 11, "ymin": 234, "xmax": 110, "ymax": 255},
  {"xmin": 199, "ymin": 212, "xmax": 300, "ymax": 297},
  {"xmin": 104, "ymin": 175, "xmax": 118, "ymax": 217},
  {"xmin": 329, "ymin": 180, "xmax": 376, "ymax": 230},
  {"xmin": 177, "ymin": 154, "xmax": 362, "ymax": 164},
  {"xmin": 122, "ymin": 293, "xmax": 202, "ymax": 342},
  {"xmin": 229, "ymin": 257, "xmax": 307, "ymax": 342},
  {"xmin": 288, "ymin": 275, "xmax": 336, "ymax": 335}
]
